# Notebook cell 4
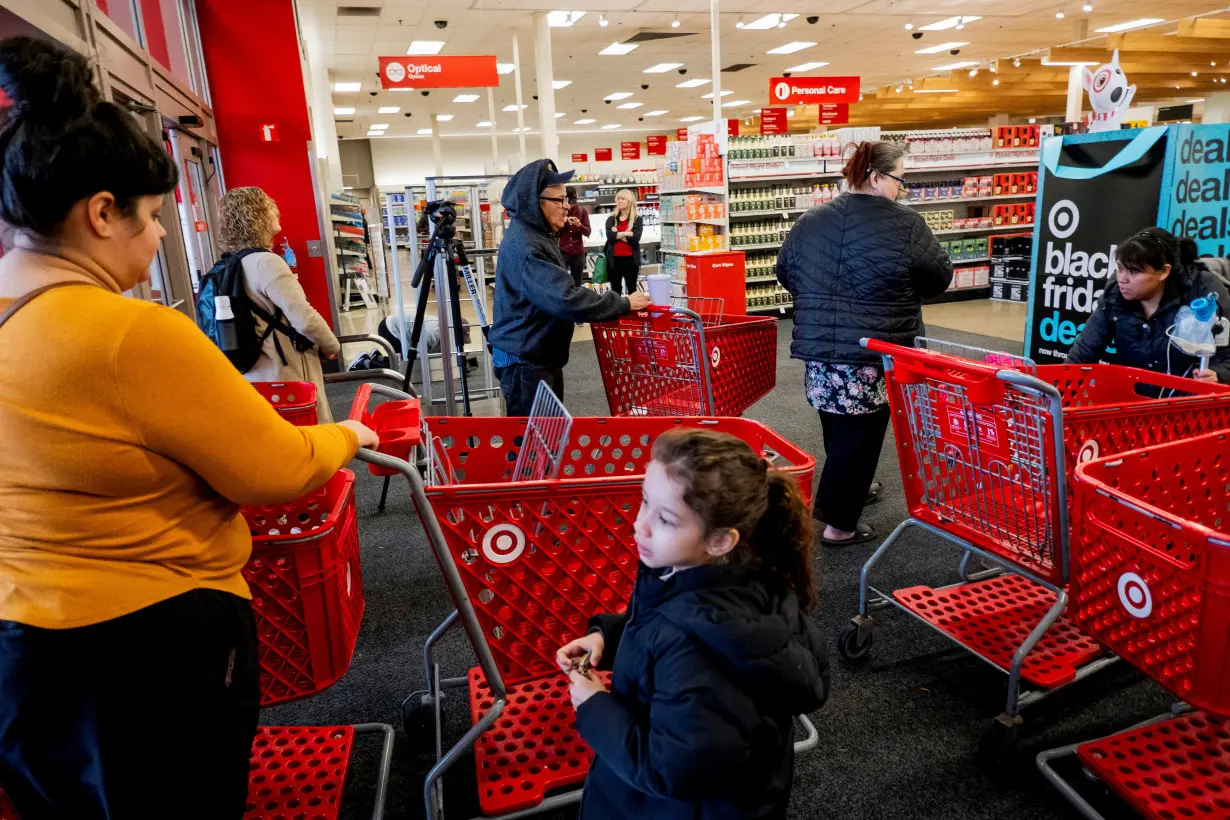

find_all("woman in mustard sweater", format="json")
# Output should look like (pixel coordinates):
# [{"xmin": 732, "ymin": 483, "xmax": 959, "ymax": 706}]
[{"xmin": 0, "ymin": 39, "xmax": 378, "ymax": 819}]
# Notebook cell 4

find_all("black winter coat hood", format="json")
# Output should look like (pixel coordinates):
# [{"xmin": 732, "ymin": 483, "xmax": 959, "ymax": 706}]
[
  {"xmin": 776, "ymin": 192, "xmax": 953, "ymax": 366},
  {"xmin": 489, "ymin": 159, "xmax": 629, "ymax": 369},
  {"xmin": 576, "ymin": 563, "xmax": 828, "ymax": 820}
]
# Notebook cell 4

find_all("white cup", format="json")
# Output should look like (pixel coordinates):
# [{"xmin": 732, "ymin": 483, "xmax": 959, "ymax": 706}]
[{"xmin": 647, "ymin": 273, "xmax": 672, "ymax": 306}]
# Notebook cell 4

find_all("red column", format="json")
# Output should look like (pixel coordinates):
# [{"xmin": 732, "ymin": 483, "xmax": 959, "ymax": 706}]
[{"xmin": 195, "ymin": 0, "xmax": 335, "ymax": 326}]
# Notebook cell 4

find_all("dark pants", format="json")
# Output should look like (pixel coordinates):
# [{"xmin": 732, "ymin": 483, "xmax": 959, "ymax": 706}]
[
  {"xmin": 610, "ymin": 255, "xmax": 639, "ymax": 295},
  {"xmin": 815, "ymin": 408, "xmax": 891, "ymax": 532},
  {"xmin": 497, "ymin": 362, "xmax": 565, "ymax": 416},
  {"xmin": 0, "ymin": 589, "xmax": 260, "ymax": 820},
  {"xmin": 562, "ymin": 251, "xmax": 586, "ymax": 287}
]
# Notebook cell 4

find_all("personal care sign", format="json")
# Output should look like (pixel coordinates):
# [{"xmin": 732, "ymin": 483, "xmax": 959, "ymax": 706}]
[
  {"xmin": 1167, "ymin": 124, "xmax": 1230, "ymax": 256},
  {"xmin": 1024, "ymin": 128, "xmax": 1169, "ymax": 364}
]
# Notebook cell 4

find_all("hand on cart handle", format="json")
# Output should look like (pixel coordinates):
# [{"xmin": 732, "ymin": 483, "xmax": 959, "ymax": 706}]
[
  {"xmin": 339, "ymin": 419, "xmax": 380, "ymax": 449},
  {"xmin": 1194, "ymin": 368, "xmax": 1219, "ymax": 384},
  {"xmin": 556, "ymin": 632, "xmax": 605, "ymax": 675},
  {"xmin": 627, "ymin": 292, "xmax": 652, "ymax": 311}
]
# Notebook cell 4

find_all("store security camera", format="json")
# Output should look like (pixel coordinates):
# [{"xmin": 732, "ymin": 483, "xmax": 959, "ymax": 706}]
[
  {"xmin": 678, "ymin": 68, "xmax": 687, "ymax": 75},
  {"xmin": 434, "ymin": 19, "xmax": 447, "ymax": 29},
  {"xmin": 783, "ymin": 71, "xmax": 792, "ymax": 78},
  {"xmin": 533, "ymin": 95, "xmax": 539, "ymax": 101},
  {"xmin": 638, "ymin": 117, "xmax": 644, "ymax": 122},
  {"xmin": 581, "ymin": 108, "xmax": 587, "ymax": 113},
  {"xmin": 369, "ymin": 91, "xmax": 378, "ymax": 96},
  {"xmin": 641, "ymin": 83, "xmax": 649, "ymax": 90},
  {"xmin": 421, "ymin": 91, "xmax": 430, "ymax": 97},
  {"xmin": 605, "ymin": 99, "xmax": 612, "ymax": 104},
  {"xmin": 912, "ymin": 31, "xmax": 923, "ymax": 40},
  {"xmin": 807, "ymin": 15, "xmax": 819, "ymax": 24},
  {"xmin": 950, "ymin": 49, "xmax": 960, "ymax": 55},
  {"xmin": 404, "ymin": 112, "xmax": 412, "ymax": 117}
]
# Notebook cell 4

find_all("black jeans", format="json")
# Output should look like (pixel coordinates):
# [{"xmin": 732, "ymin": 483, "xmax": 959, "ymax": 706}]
[
  {"xmin": 815, "ymin": 408, "xmax": 891, "ymax": 532},
  {"xmin": 610, "ymin": 255, "xmax": 639, "ymax": 295},
  {"xmin": 562, "ymin": 251, "xmax": 586, "ymax": 287},
  {"xmin": 496, "ymin": 362, "xmax": 565, "ymax": 416},
  {"xmin": 0, "ymin": 589, "xmax": 260, "ymax": 820}
]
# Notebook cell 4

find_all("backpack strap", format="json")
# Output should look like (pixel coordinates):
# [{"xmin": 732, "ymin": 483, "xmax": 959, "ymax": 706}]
[{"xmin": 0, "ymin": 282, "xmax": 91, "ymax": 332}]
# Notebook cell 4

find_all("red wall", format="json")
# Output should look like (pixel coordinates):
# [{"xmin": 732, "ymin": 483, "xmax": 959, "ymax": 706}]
[
  {"xmin": 138, "ymin": 0, "xmax": 170, "ymax": 70},
  {"xmin": 195, "ymin": 0, "xmax": 334, "ymax": 326}
]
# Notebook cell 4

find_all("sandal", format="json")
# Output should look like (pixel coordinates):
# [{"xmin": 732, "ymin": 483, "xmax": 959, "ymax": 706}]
[
  {"xmin": 820, "ymin": 522, "xmax": 878, "ymax": 547},
  {"xmin": 865, "ymin": 481, "xmax": 884, "ymax": 505}
]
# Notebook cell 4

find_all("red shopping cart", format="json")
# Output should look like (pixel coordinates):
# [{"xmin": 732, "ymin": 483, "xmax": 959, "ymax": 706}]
[
  {"xmin": 252, "ymin": 381, "xmax": 318, "ymax": 425},
  {"xmin": 351, "ymin": 382, "xmax": 818, "ymax": 820},
  {"xmin": 838, "ymin": 337, "xmax": 1230, "ymax": 756},
  {"xmin": 1037, "ymin": 429, "xmax": 1230, "ymax": 819},
  {"xmin": 591, "ymin": 303, "xmax": 777, "ymax": 417}
]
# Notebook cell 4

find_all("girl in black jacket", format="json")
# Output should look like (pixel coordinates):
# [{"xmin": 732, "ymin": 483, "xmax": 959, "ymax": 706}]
[
  {"xmin": 603, "ymin": 188, "xmax": 644, "ymax": 295},
  {"xmin": 556, "ymin": 429, "xmax": 829, "ymax": 820},
  {"xmin": 1067, "ymin": 227, "xmax": 1230, "ymax": 383}
]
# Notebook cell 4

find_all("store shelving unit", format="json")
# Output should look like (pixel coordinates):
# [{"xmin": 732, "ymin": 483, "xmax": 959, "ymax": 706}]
[{"xmin": 329, "ymin": 193, "xmax": 376, "ymax": 312}]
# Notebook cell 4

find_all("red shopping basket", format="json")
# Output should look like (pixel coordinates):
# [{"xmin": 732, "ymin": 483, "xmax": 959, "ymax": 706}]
[
  {"xmin": 252, "ymin": 381, "xmax": 318, "ymax": 426},
  {"xmin": 592, "ymin": 306, "xmax": 777, "ymax": 417},
  {"xmin": 242, "ymin": 470, "xmax": 365, "ymax": 706},
  {"xmin": 1073, "ymin": 430, "xmax": 1230, "ymax": 715}
]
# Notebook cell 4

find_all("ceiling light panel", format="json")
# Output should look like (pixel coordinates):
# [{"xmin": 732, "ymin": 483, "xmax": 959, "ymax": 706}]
[
  {"xmin": 555, "ymin": 112, "xmax": 566, "ymax": 118},
  {"xmin": 679, "ymin": 116, "xmax": 704, "ymax": 122},
  {"xmin": 601, "ymin": 124, "xmax": 621, "ymax": 129},
  {"xmin": 334, "ymin": 107, "xmax": 356, "ymax": 115},
  {"xmin": 417, "ymin": 128, "xmax": 433, "ymax": 134},
  {"xmin": 435, "ymin": 114, "xmax": 453, "ymax": 121},
  {"xmin": 377, "ymin": 106, "xmax": 400, "ymax": 114},
  {"xmin": 933, "ymin": 61, "xmax": 979, "ymax": 71},
  {"xmin": 784, "ymin": 62, "xmax": 830, "ymax": 72},
  {"xmin": 370, "ymin": 122, "xmax": 389, "ymax": 129},
  {"xmin": 766, "ymin": 41, "xmax": 815, "ymax": 55},
  {"xmin": 1094, "ymin": 18, "xmax": 1164, "ymax": 33},
  {"xmin": 676, "ymin": 78, "xmax": 710, "ymax": 88},
  {"xmin": 644, "ymin": 109, "xmax": 668, "ymax": 116},
  {"xmin": 476, "ymin": 121, "xmax": 493, "ymax": 127},
  {"xmin": 743, "ymin": 13, "xmax": 792, "ymax": 30},
  {"xmin": 701, "ymin": 90, "xmax": 734, "ymax": 98},
  {"xmin": 617, "ymin": 102, "xmax": 643, "ymax": 109},
  {"xmin": 454, "ymin": 94, "xmax": 480, "ymax": 102},
  {"xmin": 503, "ymin": 104, "xmax": 528, "ymax": 111},
  {"xmin": 333, "ymin": 82, "xmax": 361, "ymax": 92},
  {"xmin": 643, "ymin": 63, "xmax": 684, "ymax": 73},
  {"xmin": 723, "ymin": 99, "xmax": 750, "ymax": 107},
  {"xmin": 406, "ymin": 41, "xmax": 445, "ymax": 55},
  {"xmin": 599, "ymin": 42, "xmax": 638, "ymax": 56},
  {"xmin": 496, "ymin": 63, "xmax": 515, "ymax": 75},
  {"xmin": 574, "ymin": 118, "xmax": 596, "ymax": 124},
  {"xmin": 604, "ymin": 91, "xmax": 633, "ymax": 100},
  {"xmin": 553, "ymin": 80, "xmax": 572, "ymax": 89},
  {"xmin": 915, "ymin": 41, "xmax": 969, "ymax": 54},
  {"xmin": 919, "ymin": 16, "xmax": 980, "ymax": 31}
]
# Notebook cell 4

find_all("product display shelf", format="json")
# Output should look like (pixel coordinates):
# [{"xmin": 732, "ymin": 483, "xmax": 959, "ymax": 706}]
[
  {"xmin": 330, "ymin": 193, "xmax": 376, "ymax": 312},
  {"xmin": 934, "ymin": 223, "xmax": 1035, "ymax": 237}
]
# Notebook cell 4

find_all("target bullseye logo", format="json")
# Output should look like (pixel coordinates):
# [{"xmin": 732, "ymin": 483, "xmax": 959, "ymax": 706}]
[
  {"xmin": 773, "ymin": 81, "xmax": 791, "ymax": 102},
  {"xmin": 482, "ymin": 523, "xmax": 526, "ymax": 565},
  {"xmin": 1077, "ymin": 439, "xmax": 1100, "ymax": 464},
  {"xmin": 385, "ymin": 62, "xmax": 406, "ymax": 83},
  {"xmin": 1117, "ymin": 571, "xmax": 1153, "ymax": 619},
  {"xmin": 710, "ymin": 346, "xmax": 721, "ymax": 368},
  {"xmin": 1048, "ymin": 199, "xmax": 1080, "ymax": 240}
]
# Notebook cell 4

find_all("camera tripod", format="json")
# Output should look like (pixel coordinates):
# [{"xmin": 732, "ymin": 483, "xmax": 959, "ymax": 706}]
[{"xmin": 380, "ymin": 199, "xmax": 491, "ymax": 510}]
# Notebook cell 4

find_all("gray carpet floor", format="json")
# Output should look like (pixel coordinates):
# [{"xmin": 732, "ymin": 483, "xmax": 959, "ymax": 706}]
[{"xmin": 263, "ymin": 318, "xmax": 1167, "ymax": 819}]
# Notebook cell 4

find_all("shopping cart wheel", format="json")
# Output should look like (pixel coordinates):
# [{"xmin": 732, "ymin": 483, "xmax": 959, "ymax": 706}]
[
  {"xmin": 977, "ymin": 714, "xmax": 1022, "ymax": 765},
  {"xmin": 402, "ymin": 689, "xmax": 437, "ymax": 741},
  {"xmin": 836, "ymin": 622, "xmax": 874, "ymax": 662}
]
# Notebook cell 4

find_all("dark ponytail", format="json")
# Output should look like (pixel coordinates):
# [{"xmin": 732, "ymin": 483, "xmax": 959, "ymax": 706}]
[
  {"xmin": 651, "ymin": 429, "xmax": 817, "ymax": 610},
  {"xmin": 0, "ymin": 36, "xmax": 178, "ymax": 238},
  {"xmin": 841, "ymin": 140, "xmax": 904, "ymax": 191},
  {"xmin": 1178, "ymin": 236, "xmax": 1199, "ymax": 269}
]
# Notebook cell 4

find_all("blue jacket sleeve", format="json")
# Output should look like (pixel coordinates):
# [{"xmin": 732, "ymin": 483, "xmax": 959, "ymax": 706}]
[
  {"xmin": 520, "ymin": 248, "xmax": 630, "ymax": 322},
  {"xmin": 574, "ymin": 636, "xmax": 753, "ymax": 799},
  {"xmin": 1065, "ymin": 301, "xmax": 1113, "ymax": 364},
  {"xmin": 587, "ymin": 612, "xmax": 627, "ymax": 671}
]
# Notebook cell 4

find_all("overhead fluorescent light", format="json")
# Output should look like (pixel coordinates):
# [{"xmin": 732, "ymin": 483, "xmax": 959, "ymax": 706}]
[
  {"xmin": 574, "ymin": 118, "xmax": 596, "ymax": 124},
  {"xmin": 406, "ymin": 41, "xmax": 445, "ymax": 55},
  {"xmin": 1095, "ymin": 18, "xmax": 1163, "ymax": 33},
  {"xmin": 766, "ymin": 41, "xmax": 815, "ymax": 55},
  {"xmin": 743, "ymin": 14, "xmax": 793, "ymax": 30},
  {"xmin": 497, "ymin": 63, "xmax": 515, "ymax": 75},
  {"xmin": 643, "ymin": 63, "xmax": 684, "ymax": 73},
  {"xmin": 599, "ymin": 42, "xmax": 639, "ymax": 56},
  {"xmin": 1188, "ymin": 98, "xmax": 1206, "ymax": 103},
  {"xmin": 644, "ymin": 109, "xmax": 668, "ymax": 116},
  {"xmin": 676, "ymin": 78, "xmax": 710, "ymax": 88},
  {"xmin": 514, "ymin": 126, "xmax": 533, "ymax": 132},
  {"xmin": 435, "ymin": 113, "xmax": 453, "ymax": 121},
  {"xmin": 932, "ymin": 61, "xmax": 979, "ymax": 71},
  {"xmin": 913, "ymin": 88, "xmax": 960, "ymax": 93},
  {"xmin": 503, "ymin": 104, "xmax": 528, "ymax": 111},
  {"xmin": 617, "ymin": 102, "xmax": 644, "ymax": 109},
  {"xmin": 333, "ymin": 106, "xmax": 356, "ymax": 115},
  {"xmin": 553, "ymin": 80, "xmax": 572, "ymax": 89},
  {"xmin": 547, "ymin": 10, "xmax": 585, "ymax": 27},
  {"xmin": 555, "ymin": 112, "xmax": 566, "ymax": 118},
  {"xmin": 915, "ymin": 41, "xmax": 969, "ymax": 54},
  {"xmin": 388, "ymin": 88, "xmax": 412, "ymax": 92},
  {"xmin": 919, "ymin": 16, "xmax": 981, "ymax": 31},
  {"xmin": 370, "ymin": 122, "xmax": 390, "ymax": 129},
  {"xmin": 453, "ymin": 94, "xmax": 480, "ymax": 102},
  {"xmin": 367, "ymin": 126, "xmax": 387, "ymax": 132},
  {"xmin": 366, "ymin": 131, "xmax": 384, "ymax": 137},
  {"xmin": 679, "ymin": 115, "xmax": 704, "ymax": 122},
  {"xmin": 784, "ymin": 61, "xmax": 830, "ymax": 72},
  {"xmin": 601, "ymin": 124, "xmax": 622, "ymax": 129},
  {"xmin": 378, "ymin": 106, "xmax": 400, "ymax": 114},
  {"xmin": 417, "ymin": 128, "xmax": 433, "ymax": 134},
  {"xmin": 723, "ymin": 99, "xmax": 751, "ymax": 107},
  {"xmin": 476, "ymin": 121, "xmax": 493, "ymax": 127},
  {"xmin": 701, "ymin": 90, "xmax": 734, "ymax": 98},
  {"xmin": 604, "ymin": 91, "xmax": 634, "ymax": 100},
  {"xmin": 333, "ymin": 82, "xmax": 361, "ymax": 92}
]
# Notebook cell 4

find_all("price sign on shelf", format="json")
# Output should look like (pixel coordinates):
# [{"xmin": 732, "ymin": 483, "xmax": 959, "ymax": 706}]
[
  {"xmin": 676, "ymin": 128, "xmax": 689, "ymax": 141},
  {"xmin": 646, "ymin": 135, "xmax": 667, "ymax": 156},
  {"xmin": 621, "ymin": 141, "xmax": 641, "ymax": 160},
  {"xmin": 760, "ymin": 108, "xmax": 787, "ymax": 135},
  {"xmin": 594, "ymin": 147, "xmax": 613, "ymax": 161},
  {"xmin": 768, "ymin": 76, "xmax": 860, "ymax": 105},
  {"xmin": 727, "ymin": 119, "xmax": 739, "ymax": 137},
  {"xmin": 571, "ymin": 153, "xmax": 588, "ymax": 162},
  {"xmin": 818, "ymin": 103, "xmax": 850, "ymax": 125}
]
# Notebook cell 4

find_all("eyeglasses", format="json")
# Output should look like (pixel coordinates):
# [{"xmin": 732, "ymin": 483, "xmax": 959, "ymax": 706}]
[
  {"xmin": 539, "ymin": 195, "xmax": 569, "ymax": 206},
  {"xmin": 880, "ymin": 171, "xmax": 907, "ymax": 187}
]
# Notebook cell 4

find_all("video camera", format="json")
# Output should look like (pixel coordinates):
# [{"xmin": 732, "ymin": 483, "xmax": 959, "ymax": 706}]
[{"xmin": 425, "ymin": 199, "xmax": 457, "ymax": 224}]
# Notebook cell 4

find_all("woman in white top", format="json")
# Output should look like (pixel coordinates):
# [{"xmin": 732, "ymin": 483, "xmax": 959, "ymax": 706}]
[{"xmin": 218, "ymin": 187, "xmax": 340, "ymax": 422}]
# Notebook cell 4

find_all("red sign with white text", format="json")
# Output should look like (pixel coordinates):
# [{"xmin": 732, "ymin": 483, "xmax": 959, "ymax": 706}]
[
  {"xmin": 571, "ymin": 153, "xmax": 588, "ymax": 162},
  {"xmin": 595, "ymin": 147, "xmax": 613, "ymax": 161},
  {"xmin": 676, "ymin": 128, "xmax": 689, "ymax": 141},
  {"xmin": 378, "ymin": 56, "xmax": 499, "ymax": 89},
  {"xmin": 646, "ymin": 135, "xmax": 667, "ymax": 156},
  {"xmin": 818, "ymin": 103, "xmax": 850, "ymax": 125},
  {"xmin": 769, "ymin": 76, "xmax": 860, "ymax": 105},
  {"xmin": 727, "ymin": 119, "xmax": 739, "ymax": 137},
  {"xmin": 760, "ymin": 108, "xmax": 787, "ymax": 135},
  {"xmin": 259, "ymin": 123, "xmax": 279, "ymax": 142},
  {"xmin": 621, "ymin": 141, "xmax": 641, "ymax": 160}
]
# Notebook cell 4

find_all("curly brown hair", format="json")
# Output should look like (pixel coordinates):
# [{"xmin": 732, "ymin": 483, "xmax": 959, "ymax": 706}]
[{"xmin": 218, "ymin": 186, "xmax": 279, "ymax": 253}]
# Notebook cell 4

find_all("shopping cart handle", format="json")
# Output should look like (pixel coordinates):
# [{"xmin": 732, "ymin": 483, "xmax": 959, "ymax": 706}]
[
  {"xmin": 864, "ymin": 338, "xmax": 1007, "ymax": 405},
  {"xmin": 354, "ymin": 447, "xmax": 417, "ymax": 479},
  {"xmin": 348, "ymin": 384, "xmax": 422, "ymax": 474}
]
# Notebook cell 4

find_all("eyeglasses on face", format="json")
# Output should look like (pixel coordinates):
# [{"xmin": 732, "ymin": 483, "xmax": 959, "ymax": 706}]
[
  {"xmin": 539, "ymin": 195, "xmax": 569, "ymax": 206},
  {"xmin": 880, "ymin": 171, "xmax": 906, "ymax": 187}
]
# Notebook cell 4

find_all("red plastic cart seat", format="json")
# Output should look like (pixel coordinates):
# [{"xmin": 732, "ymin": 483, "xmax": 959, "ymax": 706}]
[
  {"xmin": 243, "ymin": 470, "xmax": 365, "ymax": 706},
  {"xmin": 1076, "ymin": 711, "xmax": 1230, "ymax": 820},
  {"xmin": 252, "ymin": 381, "xmax": 318, "ymax": 426},
  {"xmin": 893, "ymin": 575, "xmax": 1102, "ymax": 688},
  {"xmin": 468, "ymin": 668, "xmax": 611, "ymax": 815}
]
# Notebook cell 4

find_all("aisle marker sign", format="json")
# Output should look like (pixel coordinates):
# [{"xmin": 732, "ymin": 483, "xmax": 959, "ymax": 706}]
[
  {"xmin": 621, "ymin": 141, "xmax": 641, "ymax": 160},
  {"xmin": 595, "ymin": 147, "xmax": 613, "ymax": 161},
  {"xmin": 378, "ymin": 56, "xmax": 499, "ymax": 89},
  {"xmin": 646, "ymin": 135, "xmax": 667, "ymax": 156},
  {"xmin": 818, "ymin": 103, "xmax": 850, "ymax": 125},
  {"xmin": 768, "ymin": 76, "xmax": 860, "ymax": 105},
  {"xmin": 676, "ymin": 128, "xmax": 689, "ymax": 141},
  {"xmin": 760, "ymin": 108, "xmax": 787, "ymax": 135},
  {"xmin": 571, "ymin": 153, "xmax": 588, "ymax": 162}
]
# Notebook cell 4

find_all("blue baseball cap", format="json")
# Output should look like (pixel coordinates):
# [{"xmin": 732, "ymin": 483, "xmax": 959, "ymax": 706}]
[{"xmin": 540, "ymin": 164, "xmax": 575, "ymax": 191}]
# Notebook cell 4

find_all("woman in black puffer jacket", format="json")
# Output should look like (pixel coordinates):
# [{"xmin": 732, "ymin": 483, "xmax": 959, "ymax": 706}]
[{"xmin": 776, "ymin": 140, "xmax": 952, "ymax": 545}]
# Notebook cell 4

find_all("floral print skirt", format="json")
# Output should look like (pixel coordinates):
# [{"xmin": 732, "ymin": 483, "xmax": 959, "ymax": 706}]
[{"xmin": 804, "ymin": 361, "xmax": 889, "ymax": 415}]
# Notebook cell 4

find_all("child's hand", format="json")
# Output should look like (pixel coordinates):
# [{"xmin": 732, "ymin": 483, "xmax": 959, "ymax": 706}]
[
  {"xmin": 568, "ymin": 668, "xmax": 607, "ymax": 708},
  {"xmin": 556, "ymin": 632, "xmax": 605, "ymax": 674},
  {"xmin": 1194, "ymin": 368, "xmax": 1219, "ymax": 384}
]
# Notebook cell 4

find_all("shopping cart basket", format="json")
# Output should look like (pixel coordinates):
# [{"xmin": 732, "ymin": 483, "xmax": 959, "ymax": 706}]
[
  {"xmin": 836, "ymin": 338, "xmax": 1230, "ymax": 756},
  {"xmin": 351, "ymin": 383, "xmax": 818, "ymax": 819},
  {"xmin": 252, "ymin": 381, "xmax": 318, "ymax": 425},
  {"xmin": 1037, "ymin": 429, "xmax": 1230, "ymax": 819},
  {"xmin": 592, "ymin": 304, "xmax": 777, "ymax": 417}
]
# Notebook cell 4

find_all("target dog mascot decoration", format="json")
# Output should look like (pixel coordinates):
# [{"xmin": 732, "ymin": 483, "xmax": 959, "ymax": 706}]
[{"xmin": 1083, "ymin": 50, "xmax": 1136, "ymax": 133}]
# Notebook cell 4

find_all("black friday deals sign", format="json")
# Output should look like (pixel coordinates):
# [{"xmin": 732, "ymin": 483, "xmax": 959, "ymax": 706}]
[
  {"xmin": 1167, "ymin": 124, "xmax": 1230, "ymax": 257},
  {"xmin": 1025, "ymin": 129, "xmax": 1170, "ymax": 365}
]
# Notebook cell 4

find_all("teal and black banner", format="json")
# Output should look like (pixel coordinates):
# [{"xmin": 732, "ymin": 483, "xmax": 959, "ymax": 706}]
[{"xmin": 1167, "ymin": 124, "xmax": 1230, "ymax": 257}]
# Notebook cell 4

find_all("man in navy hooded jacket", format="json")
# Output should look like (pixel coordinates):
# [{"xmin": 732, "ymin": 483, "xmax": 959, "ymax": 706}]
[{"xmin": 490, "ymin": 159, "xmax": 649, "ymax": 415}]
